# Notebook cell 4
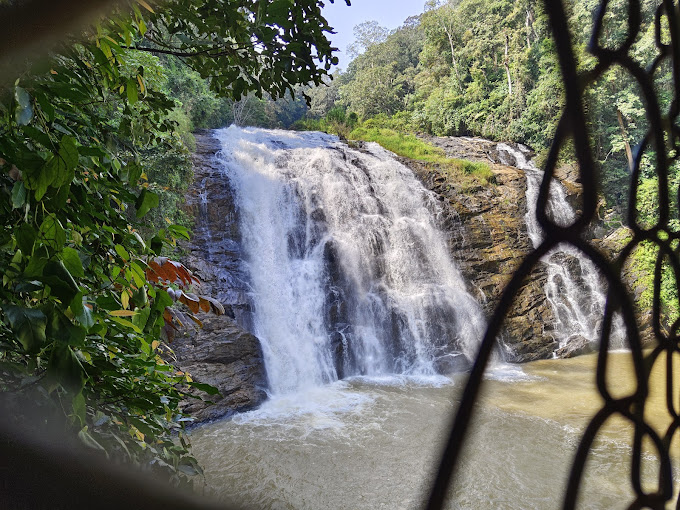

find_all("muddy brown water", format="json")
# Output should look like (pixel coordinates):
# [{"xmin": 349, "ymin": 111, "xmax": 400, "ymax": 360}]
[{"xmin": 190, "ymin": 352, "xmax": 680, "ymax": 509}]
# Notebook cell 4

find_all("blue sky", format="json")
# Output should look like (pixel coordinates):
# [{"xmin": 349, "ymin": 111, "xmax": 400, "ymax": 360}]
[{"xmin": 321, "ymin": 0, "xmax": 425, "ymax": 70}]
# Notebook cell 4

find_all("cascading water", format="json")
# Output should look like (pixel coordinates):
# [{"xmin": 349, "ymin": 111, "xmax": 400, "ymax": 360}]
[
  {"xmin": 496, "ymin": 143, "xmax": 625, "ymax": 353},
  {"xmin": 214, "ymin": 126, "xmax": 486, "ymax": 394}
]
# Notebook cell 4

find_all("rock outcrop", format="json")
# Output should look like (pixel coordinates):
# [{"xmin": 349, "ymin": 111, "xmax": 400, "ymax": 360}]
[
  {"xmin": 171, "ymin": 316, "xmax": 267, "ymax": 422},
  {"xmin": 411, "ymin": 135, "xmax": 654, "ymax": 357},
  {"xmin": 402, "ymin": 137, "xmax": 559, "ymax": 361},
  {"xmin": 595, "ymin": 226, "xmax": 654, "ymax": 345},
  {"xmin": 173, "ymin": 131, "xmax": 267, "ymax": 423}
]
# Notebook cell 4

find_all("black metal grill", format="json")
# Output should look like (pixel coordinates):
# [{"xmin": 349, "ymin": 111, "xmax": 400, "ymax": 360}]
[{"xmin": 426, "ymin": 0, "xmax": 680, "ymax": 508}]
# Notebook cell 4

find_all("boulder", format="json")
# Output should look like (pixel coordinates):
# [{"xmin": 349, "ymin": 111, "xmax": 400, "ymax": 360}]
[
  {"xmin": 171, "ymin": 315, "xmax": 268, "ymax": 423},
  {"xmin": 554, "ymin": 335, "xmax": 596, "ymax": 358}
]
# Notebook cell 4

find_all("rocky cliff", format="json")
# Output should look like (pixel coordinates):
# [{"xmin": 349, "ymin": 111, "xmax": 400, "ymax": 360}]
[
  {"xmin": 176, "ymin": 130, "xmax": 652, "ymax": 421},
  {"xmin": 401, "ymin": 137, "xmax": 560, "ymax": 361},
  {"xmin": 410, "ymin": 135, "xmax": 652, "ymax": 357},
  {"xmin": 172, "ymin": 132, "xmax": 267, "ymax": 423}
]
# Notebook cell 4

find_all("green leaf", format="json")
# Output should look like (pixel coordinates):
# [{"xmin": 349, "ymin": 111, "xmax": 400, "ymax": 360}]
[
  {"xmin": 15, "ymin": 223, "xmax": 37, "ymax": 255},
  {"xmin": 150, "ymin": 234, "xmax": 163, "ymax": 255},
  {"xmin": 126, "ymin": 161, "xmax": 142, "ymax": 186},
  {"xmin": 46, "ymin": 135, "xmax": 79, "ymax": 189},
  {"xmin": 109, "ymin": 315, "xmax": 142, "ymax": 333},
  {"xmin": 34, "ymin": 90, "xmax": 55, "ymax": 122},
  {"xmin": 39, "ymin": 214, "xmax": 66, "ymax": 252},
  {"xmin": 47, "ymin": 344, "xmax": 85, "ymax": 394},
  {"xmin": 61, "ymin": 247, "xmax": 85, "ymax": 278},
  {"xmin": 23, "ymin": 246, "xmax": 49, "ymax": 278},
  {"xmin": 45, "ymin": 305, "xmax": 86, "ymax": 346},
  {"xmin": 14, "ymin": 86, "xmax": 33, "ymax": 126},
  {"xmin": 168, "ymin": 224, "xmax": 191, "ymax": 241},
  {"xmin": 153, "ymin": 289, "xmax": 173, "ymax": 312},
  {"xmin": 71, "ymin": 392, "xmax": 87, "ymax": 427},
  {"xmin": 95, "ymin": 294, "xmax": 120, "ymax": 311},
  {"xmin": 188, "ymin": 381, "xmax": 221, "ymax": 396},
  {"xmin": 70, "ymin": 292, "xmax": 95, "ymax": 330},
  {"xmin": 114, "ymin": 244, "xmax": 129, "ymax": 261},
  {"xmin": 11, "ymin": 181, "xmax": 26, "ymax": 208},
  {"xmin": 135, "ymin": 189, "xmax": 159, "ymax": 218},
  {"xmin": 57, "ymin": 136, "xmax": 78, "ymax": 180},
  {"xmin": 127, "ymin": 79, "xmax": 138, "ymax": 104},
  {"xmin": 15, "ymin": 280, "xmax": 43, "ymax": 293},
  {"xmin": 33, "ymin": 160, "xmax": 56, "ymax": 201},
  {"xmin": 41, "ymin": 260, "xmax": 79, "ymax": 303},
  {"xmin": 23, "ymin": 126, "xmax": 52, "ymax": 149},
  {"xmin": 129, "ymin": 261, "xmax": 146, "ymax": 288},
  {"xmin": 132, "ymin": 306, "xmax": 151, "ymax": 331},
  {"xmin": 2, "ymin": 305, "xmax": 47, "ymax": 353},
  {"xmin": 51, "ymin": 183, "xmax": 71, "ymax": 210}
]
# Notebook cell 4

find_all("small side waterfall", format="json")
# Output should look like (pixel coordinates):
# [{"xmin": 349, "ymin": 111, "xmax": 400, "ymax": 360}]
[
  {"xmin": 215, "ymin": 127, "xmax": 486, "ymax": 394},
  {"xmin": 496, "ymin": 143, "xmax": 624, "ymax": 353}
]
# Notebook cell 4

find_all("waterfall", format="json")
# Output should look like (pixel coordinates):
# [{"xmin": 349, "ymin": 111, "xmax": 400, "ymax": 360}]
[
  {"xmin": 214, "ymin": 126, "xmax": 486, "ymax": 394},
  {"xmin": 496, "ymin": 143, "xmax": 625, "ymax": 353}
]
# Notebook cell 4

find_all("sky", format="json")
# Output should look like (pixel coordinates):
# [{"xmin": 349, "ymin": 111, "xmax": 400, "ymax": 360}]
[{"xmin": 321, "ymin": 0, "xmax": 426, "ymax": 70}]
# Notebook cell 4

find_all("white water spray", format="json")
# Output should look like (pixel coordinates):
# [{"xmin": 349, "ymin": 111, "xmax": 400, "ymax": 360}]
[
  {"xmin": 215, "ymin": 127, "xmax": 486, "ymax": 394},
  {"xmin": 496, "ymin": 143, "xmax": 625, "ymax": 352}
]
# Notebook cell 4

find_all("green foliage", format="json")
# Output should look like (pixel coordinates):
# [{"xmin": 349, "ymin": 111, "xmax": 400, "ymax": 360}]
[
  {"xmin": 144, "ymin": 0, "xmax": 345, "ymax": 99},
  {"xmin": 294, "ymin": 106, "xmax": 358, "ymax": 139},
  {"xmin": 630, "ymin": 239, "xmax": 680, "ymax": 333},
  {"xmin": 349, "ymin": 124, "xmax": 494, "ymax": 184},
  {"xmin": 300, "ymin": 0, "xmax": 668, "ymax": 214},
  {"xmin": 0, "ymin": 0, "xmax": 343, "ymax": 484},
  {"xmin": 341, "ymin": 17, "xmax": 423, "ymax": 119}
]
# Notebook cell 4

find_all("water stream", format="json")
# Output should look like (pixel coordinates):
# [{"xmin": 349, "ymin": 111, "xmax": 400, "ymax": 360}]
[{"xmin": 495, "ymin": 143, "xmax": 625, "ymax": 353}]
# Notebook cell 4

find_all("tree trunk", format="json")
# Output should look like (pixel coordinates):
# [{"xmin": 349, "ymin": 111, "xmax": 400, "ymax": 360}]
[
  {"xmin": 617, "ymin": 108, "xmax": 634, "ymax": 173},
  {"xmin": 443, "ymin": 24, "xmax": 463, "ymax": 92},
  {"xmin": 526, "ymin": 9, "xmax": 532, "ymax": 49},
  {"xmin": 504, "ymin": 33, "xmax": 512, "ymax": 96}
]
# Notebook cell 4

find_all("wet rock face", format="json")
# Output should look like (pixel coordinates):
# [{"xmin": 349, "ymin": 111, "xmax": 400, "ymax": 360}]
[
  {"xmin": 404, "ymin": 136, "xmax": 561, "ymax": 362},
  {"xmin": 554, "ymin": 335, "xmax": 595, "ymax": 359},
  {"xmin": 182, "ymin": 131, "xmax": 252, "ymax": 328},
  {"xmin": 409, "ymin": 135, "xmax": 654, "ymax": 360},
  {"xmin": 595, "ymin": 227, "xmax": 655, "ymax": 346},
  {"xmin": 172, "ymin": 316, "xmax": 268, "ymax": 422},
  {"xmin": 174, "ymin": 131, "xmax": 268, "ymax": 422}
]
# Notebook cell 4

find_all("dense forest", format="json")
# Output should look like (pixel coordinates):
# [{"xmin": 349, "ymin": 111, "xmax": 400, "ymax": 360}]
[{"xmin": 303, "ymin": 0, "xmax": 670, "ymax": 210}]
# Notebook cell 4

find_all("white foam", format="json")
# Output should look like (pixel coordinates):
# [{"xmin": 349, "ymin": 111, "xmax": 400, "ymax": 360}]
[
  {"xmin": 215, "ymin": 126, "xmax": 487, "ymax": 394},
  {"xmin": 485, "ymin": 363, "xmax": 543, "ymax": 382},
  {"xmin": 232, "ymin": 381, "xmax": 374, "ymax": 428}
]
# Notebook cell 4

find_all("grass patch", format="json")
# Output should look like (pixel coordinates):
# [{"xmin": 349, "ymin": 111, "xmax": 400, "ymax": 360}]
[{"xmin": 349, "ymin": 126, "xmax": 495, "ymax": 185}]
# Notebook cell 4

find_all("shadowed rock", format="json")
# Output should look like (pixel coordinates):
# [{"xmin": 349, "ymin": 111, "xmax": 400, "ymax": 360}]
[
  {"xmin": 171, "ymin": 315, "xmax": 268, "ymax": 422},
  {"xmin": 173, "ymin": 131, "xmax": 268, "ymax": 423}
]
